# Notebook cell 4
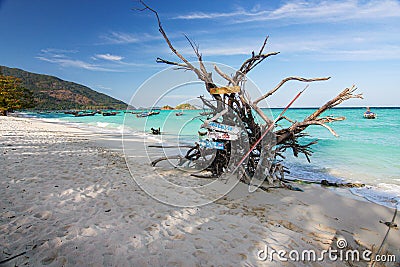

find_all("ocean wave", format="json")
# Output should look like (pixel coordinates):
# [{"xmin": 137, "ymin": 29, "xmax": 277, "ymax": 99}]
[
  {"xmin": 284, "ymin": 157, "xmax": 400, "ymax": 209},
  {"xmin": 350, "ymin": 184, "xmax": 400, "ymax": 209}
]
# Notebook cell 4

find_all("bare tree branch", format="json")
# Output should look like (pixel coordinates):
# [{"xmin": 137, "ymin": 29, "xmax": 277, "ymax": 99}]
[
  {"xmin": 137, "ymin": 0, "xmax": 208, "ymax": 83},
  {"xmin": 228, "ymin": 36, "xmax": 280, "ymax": 85},
  {"xmin": 276, "ymin": 116, "xmax": 295, "ymax": 124},
  {"xmin": 306, "ymin": 85, "xmax": 363, "ymax": 121},
  {"xmin": 156, "ymin": 57, "xmax": 192, "ymax": 70},
  {"xmin": 275, "ymin": 85, "xmax": 362, "ymax": 144},
  {"xmin": 315, "ymin": 122, "xmax": 339, "ymax": 137},
  {"xmin": 253, "ymin": 76, "xmax": 331, "ymax": 105},
  {"xmin": 184, "ymin": 34, "xmax": 209, "ymax": 79},
  {"xmin": 258, "ymin": 36, "xmax": 269, "ymax": 55},
  {"xmin": 214, "ymin": 65, "xmax": 237, "ymax": 86},
  {"xmin": 233, "ymin": 52, "xmax": 280, "ymax": 84},
  {"xmin": 137, "ymin": 2, "xmax": 363, "ymax": 185}
]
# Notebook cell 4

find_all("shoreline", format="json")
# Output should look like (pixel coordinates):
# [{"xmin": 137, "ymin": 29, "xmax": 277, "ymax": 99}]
[
  {"xmin": 1, "ymin": 116, "xmax": 399, "ymax": 266},
  {"xmin": 16, "ymin": 112, "xmax": 400, "ymax": 210}
]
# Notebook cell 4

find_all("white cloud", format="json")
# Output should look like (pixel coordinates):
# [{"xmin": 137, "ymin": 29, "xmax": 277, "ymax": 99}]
[
  {"xmin": 37, "ymin": 56, "xmax": 115, "ymax": 71},
  {"xmin": 252, "ymin": 0, "xmax": 400, "ymax": 22},
  {"xmin": 317, "ymin": 46, "xmax": 400, "ymax": 61},
  {"xmin": 95, "ymin": 53, "xmax": 124, "ymax": 61},
  {"xmin": 174, "ymin": 10, "xmax": 256, "ymax": 20},
  {"xmin": 174, "ymin": 0, "xmax": 400, "ymax": 23},
  {"xmin": 102, "ymin": 31, "xmax": 139, "ymax": 44},
  {"xmin": 40, "ymin": 48, "xmax": 78, "ymax": 54},
  {"xmin": 36, "ymin": 49, "xmax": 117, "ymax": 72},
  {"xmin": 175, "ymin": 29, "xmax": 400, "ymax": 61},
  {"xmin": 100, "ymin": 31, "xmax": 160, "ymax": 44},
  {"xmin": 180, "ymin": 45, "xmax": 257, "ymax": 56}
]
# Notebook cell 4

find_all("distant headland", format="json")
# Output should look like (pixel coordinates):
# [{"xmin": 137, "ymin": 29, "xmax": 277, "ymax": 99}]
[{"xmin": 0, "ymin": 65, "xmax": 128, "ymax": 110}]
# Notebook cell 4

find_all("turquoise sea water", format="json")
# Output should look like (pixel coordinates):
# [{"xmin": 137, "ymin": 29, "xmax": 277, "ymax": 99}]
[{"xmin": 25, "ymin": 107, "xmax": 400, "ymax": 208}]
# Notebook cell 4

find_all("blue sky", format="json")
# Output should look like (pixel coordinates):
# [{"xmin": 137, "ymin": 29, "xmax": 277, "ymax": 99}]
[{"xmin": 0, "ymin": 0, "xmax": 399, "ymax": 107}]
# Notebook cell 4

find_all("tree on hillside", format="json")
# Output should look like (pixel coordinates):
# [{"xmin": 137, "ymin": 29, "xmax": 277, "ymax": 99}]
[
  {"xmin": 161, "ymin": 105, "xmax": 174, "ymax": 110},
  {"xmin": 0, "ymin": 75, "xmax": 35, "ymax": 115},
  {"xmin": 175, "ymin": 103, "xmax": 197, "ymax": 110},
  {"xmin": 138, "ymin": 1, "xmax": 363, "ymax": 188}
]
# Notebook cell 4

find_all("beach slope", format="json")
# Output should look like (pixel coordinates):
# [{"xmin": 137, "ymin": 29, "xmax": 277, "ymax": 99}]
[{"xmin": 1, "ymin": 116, "xmax": 399, "ymax": 266}]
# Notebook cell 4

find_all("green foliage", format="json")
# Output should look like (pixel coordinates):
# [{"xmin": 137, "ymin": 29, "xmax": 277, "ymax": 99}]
[
  {"xmin": 175, "ymin": 103, "xmax": 197, "ymax": 110},
  {"xmin": 0, "ymin": 75, "xmax": 35, "ymax": 114},
  {"xmin": 161, "ymin": 105, "xmax": 174, "ymax": 110},
  {"xmin": 0, "ymin": 66, "xmax": 128, "ymax": 110}
]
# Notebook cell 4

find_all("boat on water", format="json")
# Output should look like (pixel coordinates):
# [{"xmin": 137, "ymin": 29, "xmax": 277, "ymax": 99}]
[
  {"xmin": 64, "ymin": 110, "xmax": 78, "ymax": 115},
  {"xmin": 102, "ymin": 111, "xmax": 118, "ymax": 116},
  {"xmin": 74, "ymin": 112, "xmax": 96, "ymax": 117},
  {"xmin": 136, "ymin": 112, "xmax": 150, "ymax": 118},
  {"xmin": 364, "ymin": 112, "xmax": 376, "ymax": 119},
  {"xmin": 363, "ymin": 107, "xmax": 376, "ymax": 119},
  {"xmin": 175, "ymin": 110, "xmax": 184, "ymax": 116},
  {"xmin": 136, "ymin": 110, "xmax": 160, "ymax": 118}
]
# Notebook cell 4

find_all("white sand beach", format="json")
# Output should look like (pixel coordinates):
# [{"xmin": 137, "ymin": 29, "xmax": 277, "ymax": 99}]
[{"xmin": 1, "ymin": 116, "xmax": 399, "ymax": 266}]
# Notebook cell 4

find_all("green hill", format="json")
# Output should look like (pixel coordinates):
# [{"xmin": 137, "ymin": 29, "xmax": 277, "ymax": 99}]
[
  {"xmin": 0, "ymin": 66, "xmax": 128, "ymax": 110},
  {"xmin": 175, "ymin": 103, "xmax": 197, "ymax": 110}
]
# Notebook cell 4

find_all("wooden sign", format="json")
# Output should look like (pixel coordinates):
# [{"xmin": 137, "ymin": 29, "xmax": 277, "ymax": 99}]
[
  {"xmin": 210, "ymin": 86, "xmax": 240, "ymax": 95},
  {"xmin": 205, "ymin": 121, "xmax": 240, "ymax": 134},
  {"xmin": 198, "ymin": 140, "xmax": 224, "ymax": 150},
  {"xmin": 207, "ymin": 131, "xmax": 238, "ymax": 141}
]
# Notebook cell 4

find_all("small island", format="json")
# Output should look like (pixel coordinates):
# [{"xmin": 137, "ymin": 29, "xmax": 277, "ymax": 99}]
[
  {"xmin": 161, "ymin": 105, "xmax": 174, "ymax": 110},
  {"xmin": 161, "ymin": 103, "xmax": 197, "ymax": 110}
]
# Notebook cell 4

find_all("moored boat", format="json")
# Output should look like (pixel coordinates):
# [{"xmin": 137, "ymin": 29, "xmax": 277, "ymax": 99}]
[
  {"xmin": 363, "ymin": 107, "xmax": 376, "ymax": 119},
  {"xmin": 364, "ymin": 112, "xmax": 376, "ymax": 119},
  {"xmin": 64, "ymin": 110, "xmax": 77, "ymax": 115},
  {"xmin": 136, "ymin": 110, "xmax": 160, "ymax": 118},
  {"xmin": 102, "ymin": 111, "xmax": 118, "ymax": 116},
  {"xmin": 74, "ymin": 112, "xmax": 96, "ymax": 117},
  {"xmin": 136, "ymin": 112, "xmax": 150, "ymax": 118}
]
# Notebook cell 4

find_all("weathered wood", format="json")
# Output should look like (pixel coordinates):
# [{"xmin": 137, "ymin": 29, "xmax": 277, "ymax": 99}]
[
  {"xmin": 210, "ymin": 86, "xmax": 240, "ymax": 95},
  {"xmin": 151, "ymin": 155, "xmax": 183, "ymax": 167},
  {"xmin": 148, "ymin": 145, "xmax": 193, "ymax": 149},
  {"xmin": 253, "ymin": 76, "xmax": 331, "ymax": 105},
  {"xmin": 138, "ymin": 1, "xmax": 362, "ymax": 185}
]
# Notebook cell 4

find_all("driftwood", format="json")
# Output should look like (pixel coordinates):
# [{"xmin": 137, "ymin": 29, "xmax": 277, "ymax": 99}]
[
  {"xmin": 283, "ymin": 178, "xmax": 365, "ymax": 188},
  {"xmin": 151, "ymin": 155, "xmax": 183, "ymax": 167},
  {"xmin": 148, "ymin": 145, "xmax": 194, "ymax": 149},
  {"xmin": 137, "ymin": 1, "xmax": 363, "ymax": 186}
]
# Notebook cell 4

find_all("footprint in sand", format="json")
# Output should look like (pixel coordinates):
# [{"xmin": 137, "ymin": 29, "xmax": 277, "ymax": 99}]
[
  {"xmin": 172, "ymin": 233, "xmax": 185, "ymax": 240},
  {"xmin": 81, "ymin": 227, "xmax": 97, "ymax": 237},
  {"xmin": 33, "ymin": 210, "xmax": 52, "ymax": 220},
  {"xmin": 275, "ymin": 220, "xmax": 303, "ymax": 233},
  {"xmin": 41, "ymin": 254, "xmax": 57, "ymax": 265}
]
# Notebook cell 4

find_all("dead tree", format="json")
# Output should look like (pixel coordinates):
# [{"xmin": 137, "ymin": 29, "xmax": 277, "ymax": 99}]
[{"xmin": 137, "ymin": 1, "xmax": 363, "ymax": 186}]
